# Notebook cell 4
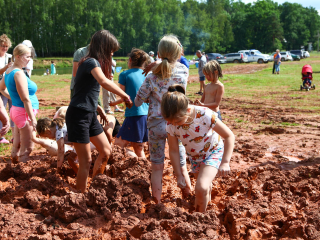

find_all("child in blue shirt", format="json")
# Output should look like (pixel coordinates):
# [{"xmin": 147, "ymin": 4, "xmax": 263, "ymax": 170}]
[{"xmin": 113, "ymin": 49, "xmax": 149, "ymax": 157}]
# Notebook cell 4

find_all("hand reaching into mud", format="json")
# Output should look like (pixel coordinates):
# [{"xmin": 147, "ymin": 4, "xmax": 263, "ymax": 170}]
[
  {"xmin": 217, "ymin": 163, "xmax": 230, "ymax": 177},
  {"xmin": 177, "ymin": 175, "xmax": 187, "ymax": 190}
]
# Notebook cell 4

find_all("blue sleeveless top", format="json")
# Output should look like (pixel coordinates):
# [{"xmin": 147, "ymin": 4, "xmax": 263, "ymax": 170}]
[{"xmin": 4, "ymin": 69, "xmax": 39, "ymax": 109}]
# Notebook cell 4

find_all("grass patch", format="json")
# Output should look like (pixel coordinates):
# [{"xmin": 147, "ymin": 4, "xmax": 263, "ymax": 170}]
[{"xmin": 280, "ymin": 122, "xmax": 299, "ymax": 126}]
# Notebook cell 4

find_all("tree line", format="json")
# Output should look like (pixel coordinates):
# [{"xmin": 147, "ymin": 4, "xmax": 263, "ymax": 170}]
[{"xmin": 1, "ymin": 0, "xmax": 319, "ymax": 57}]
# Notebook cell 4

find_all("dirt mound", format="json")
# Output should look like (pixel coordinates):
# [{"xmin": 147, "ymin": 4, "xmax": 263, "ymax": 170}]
[{"xmin": 1, "ymin": 140, "xmax": 320, "ymax": 239}]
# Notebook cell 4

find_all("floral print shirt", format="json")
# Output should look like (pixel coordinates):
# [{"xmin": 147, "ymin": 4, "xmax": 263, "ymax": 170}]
[
  {"xmin": 135, "ymin": 62, "xmax": 188, "ymax": 128},
  {"xmin": 166, "ymin": 105, "xmax": 223, "ymax": 162}
]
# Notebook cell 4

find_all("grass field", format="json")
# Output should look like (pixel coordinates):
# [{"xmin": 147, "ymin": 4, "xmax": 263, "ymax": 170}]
[{"xmin": 1, "ymin": 52, "xmax": 319, "ymax": 157}]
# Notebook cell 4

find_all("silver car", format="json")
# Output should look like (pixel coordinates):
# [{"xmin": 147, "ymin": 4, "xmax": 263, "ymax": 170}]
[
  {"xmin": 224, "ymin": 53, "xmax": 249, "ymax": 63},
  {"xmin": 270, "ymin": 51, "xmax": 293, "ymax": 61}
]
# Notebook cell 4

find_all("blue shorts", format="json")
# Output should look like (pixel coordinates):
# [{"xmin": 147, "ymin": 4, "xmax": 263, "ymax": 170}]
[
  {"xmin": 217, "ymin": 111, "xmax": 222, "ymax": 121},
  {"xmin": 117, "ymin": 115, "xmax": 148, "ymax": 143},
  {"xmin": 190, "ymin": 144, "xmax": 224, "ymax": 173},
  {"xmin": 199, "ymin": 76, "xmax": 206, "ymax": 81}
]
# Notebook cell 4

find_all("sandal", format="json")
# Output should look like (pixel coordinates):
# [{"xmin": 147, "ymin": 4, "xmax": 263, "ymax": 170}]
[
  {"xmin": 105, "ymin": 110, "xmax": 114, "ymax": 114},
  {"xmin": 114, "ymin": 108, "xmax": 124, "ymax": 112}
]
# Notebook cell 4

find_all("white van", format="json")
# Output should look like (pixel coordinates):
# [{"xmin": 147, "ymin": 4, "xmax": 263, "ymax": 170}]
[{"xmin": 238, "ymin": 50, "xmax": 270, "ymax": 64}]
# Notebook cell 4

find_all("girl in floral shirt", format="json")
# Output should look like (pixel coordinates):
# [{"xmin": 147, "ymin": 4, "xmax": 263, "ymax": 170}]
[
  {"xmin": 161, "ymin": 85, "xmax": 235, "ymax": 212},
  {"xmin": 135, "ymin": 35, "xmax": 190, "ymax": 203}
]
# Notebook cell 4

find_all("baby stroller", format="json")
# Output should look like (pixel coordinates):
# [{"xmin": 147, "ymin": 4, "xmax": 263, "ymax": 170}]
[{"xmin": 300, "ymin": 64, "xmax": 315, "ymax": 91}]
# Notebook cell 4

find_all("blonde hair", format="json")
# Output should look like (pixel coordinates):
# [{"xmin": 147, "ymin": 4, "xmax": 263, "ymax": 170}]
[
  {"xmin": 13, "ymin": 44, "xmax": 30, "ymax": 57},
  {"xmin": 0, "ymin": 34, "xmax": 12, "ymax": 48},
  {"xmin": 161, "ymin": 85, "xmax": 188, "ymax": 121},
  {"xmin": 36, "ymin": 118, "xmax": 65, "ymax": 135},
  {"xmin": 53, "ymin": 106, "xmax": 68, "ymax": 119},
  {"xmin": 203, "ymin": 60, "xmax": 223, "ymax": 78},
  {"xmin": 153, "ymin": 35, "xmax": 182, "ymax": 79}
]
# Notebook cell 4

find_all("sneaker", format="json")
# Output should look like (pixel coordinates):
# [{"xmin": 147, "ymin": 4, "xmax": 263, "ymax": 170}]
[
  {"xmin": 0, "ymin": 138, "xmax": 10, "ymax": 144},
  {"xmin": 195, "ymin": 91, "xmax": 203, "ymax": 95},
  {"xmin": 114, "ymin": 108, "xmax": 124, "ymax": 112},
  {"xmin": 105, "ymin": 110, "xmax": 114, "ymax": 114}
]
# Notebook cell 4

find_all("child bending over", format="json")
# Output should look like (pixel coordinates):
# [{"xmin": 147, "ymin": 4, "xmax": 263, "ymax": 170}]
[
  {"xmin": 195, "ymin": 60, "xmax": 224, "ymax": 121},
  {"xmin": 32, "ymin": 117, "xmax": 79, "ymax": 173},
  {"xmin": 162, "ymin": 85, "xmax": 234, "ymax": 212}
]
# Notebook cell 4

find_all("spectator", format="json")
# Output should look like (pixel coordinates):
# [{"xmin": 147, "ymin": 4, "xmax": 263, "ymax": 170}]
[
  {"xmin": 21, "ymin": 40, "xmax": 36, "ymax": 77},
  {"xmin": 0, "ymin": 34, "xmax": 13, "ymax": 144},
  {"xmin": 149, "ymin": 51, "xmax": 155, "ymax": 63},
  {"xmin": 195, "ymin": 50, "xmax": 207, "ymax": 95}
]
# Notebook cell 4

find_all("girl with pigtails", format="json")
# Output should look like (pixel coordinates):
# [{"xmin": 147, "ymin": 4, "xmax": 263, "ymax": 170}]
[
  {"xmin": 135, "ymin": 35, "xmax": 190, "ymax": 203},
  {"xmin": 161, "ymin": 85, "xmax": 235, "ymax": 212}
]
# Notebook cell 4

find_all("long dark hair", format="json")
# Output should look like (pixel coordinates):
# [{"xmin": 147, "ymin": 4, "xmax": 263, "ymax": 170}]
[{"xmin": 79, "ymin": 30, "xmax": 120, "ymax": 79}]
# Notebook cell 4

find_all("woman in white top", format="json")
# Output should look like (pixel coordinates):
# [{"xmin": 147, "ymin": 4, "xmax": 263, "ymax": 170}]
[{"xmin": 0, "ymin": 34, "xmax": 13, "ymax": 144}]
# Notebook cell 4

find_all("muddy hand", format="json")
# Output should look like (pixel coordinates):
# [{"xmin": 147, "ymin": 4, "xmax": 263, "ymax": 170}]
[
  {"xmin": 177, "ymin": 175, "xmax": 186, "ymax": 189},
  {"xmin": 218, "ymin": 163, "xmax": 230, "ymax": 177}
]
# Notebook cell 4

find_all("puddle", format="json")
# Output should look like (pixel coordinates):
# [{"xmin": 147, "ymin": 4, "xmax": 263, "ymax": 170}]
[{"xmin": 282, "ymin": 156, "xmax": 303, "ymax": 162}]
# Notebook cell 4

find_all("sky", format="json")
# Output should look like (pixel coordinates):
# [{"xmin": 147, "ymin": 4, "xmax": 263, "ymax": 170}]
[{"xmin": 241, "ymin": 0, "xmax": 320, "ymax": 14}]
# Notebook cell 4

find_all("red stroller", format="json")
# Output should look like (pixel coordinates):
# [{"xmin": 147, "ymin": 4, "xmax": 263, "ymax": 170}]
[{"xmin": 300, "ymin": 64, "xmax": 315, "ymax": 91}]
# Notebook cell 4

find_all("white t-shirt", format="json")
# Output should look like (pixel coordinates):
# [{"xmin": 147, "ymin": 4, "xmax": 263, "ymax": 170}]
[
  {"xmin": 0, "ymin": 53, "xmax": 12, "ymax": 69},
  {"xmin": 55, "ymin": 123, "xmax": 70, "ymax": 144},
  {"xmin": 26, "ymin": 58, "xmax": 33, "ymax": 76},
  {"xmin": 166, "ymin": 105, "xmax": 223, "ymax": 162}
]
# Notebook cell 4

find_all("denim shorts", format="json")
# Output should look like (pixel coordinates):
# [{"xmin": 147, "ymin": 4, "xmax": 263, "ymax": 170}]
[{"xmin": 199, "ymin": 76, "xmax": 206, "ymax": 81}]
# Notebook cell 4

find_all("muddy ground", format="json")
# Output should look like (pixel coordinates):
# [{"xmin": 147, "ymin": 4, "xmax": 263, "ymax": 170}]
[{"xmin": 1, "ymin": 64, "xmax": 320, "ymax": 240}]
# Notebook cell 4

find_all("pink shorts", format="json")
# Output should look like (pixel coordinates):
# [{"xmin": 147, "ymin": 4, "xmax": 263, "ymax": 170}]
[{"xmin": 10, "ymin": 106, "xmax": 39, "ymax": 129}]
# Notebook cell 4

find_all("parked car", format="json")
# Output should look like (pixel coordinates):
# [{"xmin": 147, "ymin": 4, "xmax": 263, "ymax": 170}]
[
  {"xmin": 290, "ymin": 50, "xmax": 304, "ymax": 59},
  {"xmin": 224, "ymin": 53, "xmax": 248, "ymax": 63},
  {"xmin": 206, "ymin": 53, "xmax": 227, "ymax": 64},
  {"xmin": 291, "ymin": 53, "xmax": 300, "ymax": 61},
  {"xmin": 270, "ymin": 51, "xmax": 293, "ymax": 61},
  {"xmin": 238, "ymin": 49, "xmax": 270, "ymax": 63},
  {"xmin": 303, "ymin": 51, "xmax": 310, "ymax": 58}
]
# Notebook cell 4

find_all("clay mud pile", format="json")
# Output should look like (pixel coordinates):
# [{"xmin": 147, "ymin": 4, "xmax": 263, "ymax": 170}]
[{"xmin": 0, "ymin": 141, "xmax": 320, "ymax": 240}]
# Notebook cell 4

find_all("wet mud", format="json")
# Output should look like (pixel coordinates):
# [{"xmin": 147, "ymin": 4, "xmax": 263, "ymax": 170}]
[{"xmin": 1, "ymin": 99, "xmax": 320, "ymax": 239}]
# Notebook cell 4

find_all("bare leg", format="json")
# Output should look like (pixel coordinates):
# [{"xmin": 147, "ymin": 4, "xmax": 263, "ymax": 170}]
[
  {"xmin": 200, "ymin": 81, "xmax": 205, "ymax": 92},
  {"xmin": 151, "ymin": 163, "xmax": 164, "ymax": 203},
  {"xmin": 114, "ymin": 136, "xmax": 128, "ymax": 148},
  {"xmin": 90, "ymin": 132, "xmax": 112, "ymax": 178},
  {"xmin": 73, "ymin": 142, "xmax": 91, "ymax": 193},
  {"xmin": 11, "ymin": 125, "xmax": 20, "ymax": 163},
  {"xmin": 132, "ymin": 142, "xmax": 146, "ymax": 158},
  {"xmin": 66, "ymin": 152, "xmax": 79, "ymax": 174},
  {"xmin": 194, "ymin": 165, "xmax": 218, "ymax": 212},
  {"xmin": 18, "ymin": 122, "xmax": 34, "ymax": 163}
]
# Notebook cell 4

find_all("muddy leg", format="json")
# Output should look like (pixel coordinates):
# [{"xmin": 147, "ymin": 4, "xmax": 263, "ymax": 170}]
[
  {"xmin": 66, "ymin": 152, "xmax": 79, "ymax": 174},
  {"xmin": 194, "ymin": 165, "xmax": 218, "ymax": 212},
  {"xmin": 151, "ymin": 163, "xmax": 164, "ymax": 203},
  {"xmin": 90, "ymin": 132, "xmax": 112, "ymax": 178},
  {"xmin": 73, "ymin": 142, "xmax": 91, "ymax": 193},
  {"xmin": 18, "ymin": 122, "xmax": 34, "ymax": 163},
  {"xmin": 11, "ymin": 125, "xmax": 20, "ymax": 163},
  {"xmin": 132, "ymin": 142, "xmax": 146, "ymax": 158}
]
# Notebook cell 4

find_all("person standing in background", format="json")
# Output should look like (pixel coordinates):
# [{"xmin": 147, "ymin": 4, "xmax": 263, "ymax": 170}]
[
  {"xmin": 102, "ymin": 58, "xmax": 123, "ymax": 114},
  {"xmin": 179, "ymin": 47, "xmax": 189, "ymax": 69},
  {"xmin": 50, "ymin": 61, "xmax": 56, "ymax": 75},
  {"xmin": 21, "ymin": 40, "xmax": 35, "ymax": 77},
  {"xmin": 195, "ymin": 50, "xmax": 207, "ymax": 95},
  {"xmin": 0, "ymin": 34, "xmax": 13, "ymax": 144},
  {"xmin": 70, "ymin": 45, "xmax": 89, "ymax": 99},
  {"xmin": 149, "ymin": 51, "xmax": 155, "ymax": 63}
]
